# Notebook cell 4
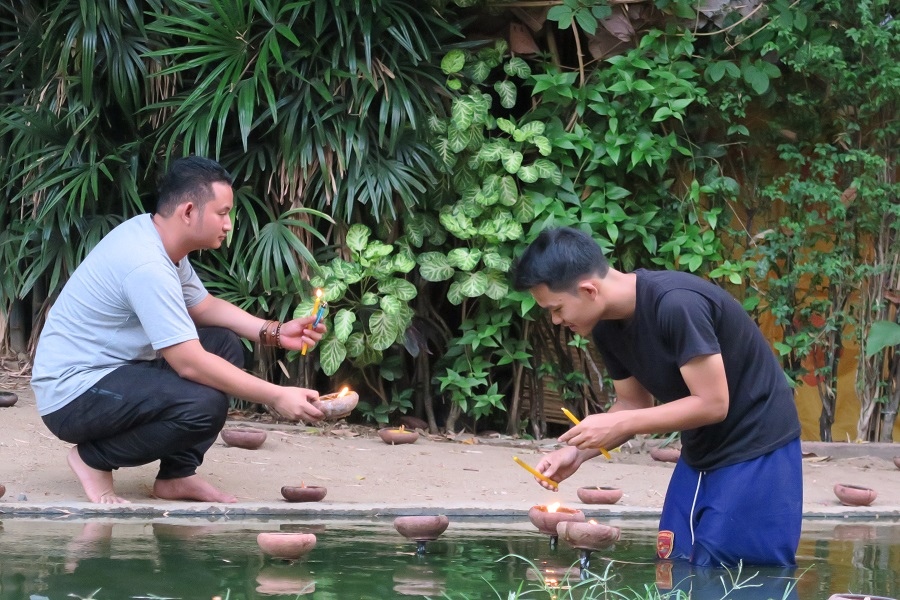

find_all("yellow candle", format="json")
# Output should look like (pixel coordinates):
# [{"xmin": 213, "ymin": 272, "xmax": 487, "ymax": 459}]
[
  {"xmin": 512, "ymin": 456, "xmax": 558, "ymax": 490},
  {"xmin": 561, "ymin": 408, "xmax": 612, "ymax": 460},
  {"xmin": 301, "ymin": 289, "xmax": 324, "ymax": 356}
]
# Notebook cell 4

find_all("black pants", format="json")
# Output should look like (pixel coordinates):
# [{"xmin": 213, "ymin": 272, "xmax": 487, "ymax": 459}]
[{"xmin": 42, "ymin": 327, "xmax": 244, "ymax": 480}]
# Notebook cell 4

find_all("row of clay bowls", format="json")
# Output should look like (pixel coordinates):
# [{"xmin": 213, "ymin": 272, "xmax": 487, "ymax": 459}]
[{"xmin": 258, "ymin": 515, "xmax": 450, "ymax": 560}]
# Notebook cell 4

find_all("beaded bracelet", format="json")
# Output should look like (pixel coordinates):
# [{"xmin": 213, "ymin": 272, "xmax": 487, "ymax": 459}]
[{"xmin": 259, "ymin": 320, "xmax": 281, "ymax": 347}]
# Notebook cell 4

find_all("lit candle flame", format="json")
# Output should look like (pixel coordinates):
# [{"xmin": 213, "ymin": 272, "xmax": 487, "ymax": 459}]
[
  {"xmin": 338, "ymin": 386, "xmax": 349, "ymax": 397},
  {"xmin": 589, "ymin": 519, "xmax": 597, "ymax": 524},
  {"xmin": 315, "ymin": 288, "xmax": 323, "ymax": 299},
  {"xmin": 547, "ymin": 502, "xmax": 560, "ymax": 513}
]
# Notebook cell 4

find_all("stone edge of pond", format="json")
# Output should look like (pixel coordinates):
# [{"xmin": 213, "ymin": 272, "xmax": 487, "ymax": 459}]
[{"xmin": 1, "ymin": 502, "xmax": 899, "ymax": 520}]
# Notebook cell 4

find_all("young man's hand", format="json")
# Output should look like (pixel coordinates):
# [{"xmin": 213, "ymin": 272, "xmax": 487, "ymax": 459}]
[
  {"xmin": 278, "ymin": 316, "xmax": 327, "ymax": 352},
  {"xmin": 270, "ymin": 387, "xmax": 324, "ymax": 422},
  {"xmin": 535, "ymin": 446, "xmax": 585, "ymax": 490}
]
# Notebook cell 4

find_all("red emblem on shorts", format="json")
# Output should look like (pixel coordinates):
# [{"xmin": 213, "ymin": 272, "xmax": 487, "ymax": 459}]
[{"xmin": 657, "ymin": 530, "xmax": 674, "ymax": 559}]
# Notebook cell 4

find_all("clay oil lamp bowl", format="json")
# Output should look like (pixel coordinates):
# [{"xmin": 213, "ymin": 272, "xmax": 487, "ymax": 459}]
[
  {"xmin": 576, "ymin": 486, "xmax": 623, "ymax": 505},
  {"xmin": 393, "ymin": 515, "xmax": 450, "ymax": 555},
  {"xmin": 257, "ymin": 532, "xmax": 317, "ymax": 560},
  {"xmin": 557, "ymin": 520, "xmax": 620, "ymax": 575},
  {"xmin": 833, "ymin": 483, "xmax": 877, "ymax": 507},
  {"xmin": 528, "ymin": 503, "xmax": 585, "ymax": 548},
  {"xmin": 379, "ymin": 425, "xmax": 419, "ymax": 445},
  {"xmin": 893, "ymin": 456, "xmax": 900, "ymax": 470},
  {"xmin": 314, "ymin": 386, "xmax": 359, "ymax": 420},
  {"xmin": 0, "ymin": 391, "xmax": 17, "ymax": 408},
  {"xmin": 0, "ymin": 483, "xmax": 5, "ymax": 499},
  {"xmin": 650, "ymin": 446, "xmax": 681, "ymax": 463},
  {"xmin": 281, "ymin": 484, "xmax": 327, "ymax": 503},
  {"xmin": 220, "ymin": 427, "xmax": 267, "ymax": 450}
]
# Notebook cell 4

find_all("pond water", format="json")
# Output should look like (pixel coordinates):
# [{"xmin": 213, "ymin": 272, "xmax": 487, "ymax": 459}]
[{"xmin": 0, "ymin": 516, "xmax": 897, "ymax": 600}]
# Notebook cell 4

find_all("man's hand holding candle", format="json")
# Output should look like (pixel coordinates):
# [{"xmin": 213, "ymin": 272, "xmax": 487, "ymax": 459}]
[
  {"xmin": 534, "ymin": 446, "xmax": 600, "ymax": 491},
  {"xmin": 276, "ymin": 315, "xmax": 327, "ymax": 352}
]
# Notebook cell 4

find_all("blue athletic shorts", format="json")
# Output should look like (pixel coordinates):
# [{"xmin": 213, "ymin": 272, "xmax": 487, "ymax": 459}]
[{"xmin": 657, "ymin": 437, "xmax": 802, "ymax": 567}]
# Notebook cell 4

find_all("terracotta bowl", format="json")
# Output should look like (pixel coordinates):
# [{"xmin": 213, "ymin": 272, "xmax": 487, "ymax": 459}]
[
  {"xmin": 577, "ymin": 486, "xmax": 623, "ymax": 505},
  {"xmin": 257, "ymin": 532, "xmax": 317, "ymax": 560},
  {"xmin": 527, "ymin": 505, "xmax": 585, "ymax": 536},
  {"xmin": 556, "ymin": 520, "xmax": 620, "ymax": 551},
  {"xmin": 833, "ymin": 483, "xmax": 877, "ymax": 507},
  {"xmin": 281, "ymin": 485, "xmax": 327, "ymax": 503},
  {"xmin": 379, "ymin": 428, "xmax": 419, "ymax": 445},
  {"xmin": 221, "ymin": 427, "xmax": 267, "ymax": 450},
  {"xmin": 650, "ymin": 447, "xmax": 681, "ymax": 463},
  {"xmin": 0, "ymin": 391, "xmax": 17, "ymax": 408},
  {"xmin": 893, "ymin": 456, "xmax": 900, "ymax": 470},
  {"xmin": 393, "ymin": 515, "xmax": 449, "ymax": 541},
  {"xmin": 0, "ymin": 483, "xmax": 5, "ymax": 499},
  {"xmin": 314, "ymin": 391, "xmax": 359, "ymax": 420}
]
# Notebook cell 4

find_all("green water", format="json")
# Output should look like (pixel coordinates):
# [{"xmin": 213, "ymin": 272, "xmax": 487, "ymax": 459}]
[{"xmin": 0, "ymin": 517, "xmax": 897, "ymax": 599}]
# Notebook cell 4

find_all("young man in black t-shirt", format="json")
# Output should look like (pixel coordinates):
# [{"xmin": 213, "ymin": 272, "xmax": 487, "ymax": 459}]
[{"xmin": 513, "ymin": 226, "xmax": 802, "ymax": 568}]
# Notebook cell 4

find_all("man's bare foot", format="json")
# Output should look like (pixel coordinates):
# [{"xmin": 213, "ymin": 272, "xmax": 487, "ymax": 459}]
[
  {"xmin": 153, "ymin": 474, "xmax": 237, "ymax": 503},
  {"xmin": 67, "ymin": 446, "xmax": 130, "ymax": 504}
]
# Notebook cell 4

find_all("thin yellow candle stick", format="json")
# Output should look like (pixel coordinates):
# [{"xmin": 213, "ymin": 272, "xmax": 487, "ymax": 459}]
[
  {"xmin": 561, "ymin": 408, "xmax": 613, "ymax": 460},
  {"xmin": 301, "ymin": 289, "xmax": 323, "ymax": 356},
  {"xmin": 512, "ymin": 456, "xmax": 558, "ymax": 490}
]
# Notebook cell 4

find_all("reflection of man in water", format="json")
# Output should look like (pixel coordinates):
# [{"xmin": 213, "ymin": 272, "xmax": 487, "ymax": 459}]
[
  {"xmin": 46, "ymin": 522, "xmax": 227, "ymax": 598},
  {"xmin": 657, "ymin": 559, "xmax": 799, "ymax": 599}
]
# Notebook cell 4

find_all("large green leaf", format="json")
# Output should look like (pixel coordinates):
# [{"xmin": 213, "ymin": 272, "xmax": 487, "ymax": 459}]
[
  {"xmin": 333, "ymin": 309, "xmax": 356, "ymax": 343},
  {"xmin": 369, "ymin": 310, "xmax": 399, "ymax": 350},
  {"xmin": 447, "ymin": 248, "xmax": 483, "ymax": 271},
  {"xmin": 378, "ymin": 277, "xmax": 418, "ymax": 301},
  {"xmin": 418, "ymin": 252, "xmax": 455, "ymax": 281},
  {"xmin": 457, "ymin": 271, "xmax": 489, "ymax": 297},
  {"xmin": 866, "ymin": 320, "xmax": 900, "ymax": 357},
  {"xmin": 319, "ymin": 336, "xmax": 347, "ymax": 376},
  {"xmin": 346, "ymin": 224, "xmax": 371, "ymax": 253}
]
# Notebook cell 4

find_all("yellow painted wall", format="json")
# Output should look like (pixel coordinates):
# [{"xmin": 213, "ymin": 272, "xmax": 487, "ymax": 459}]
[{"xmin": 795, "ymin": 338, "xmax": 900, "ymax": 441}]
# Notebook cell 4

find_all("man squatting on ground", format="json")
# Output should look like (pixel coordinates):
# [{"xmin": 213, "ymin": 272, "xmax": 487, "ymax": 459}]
[
  {"xmin": 31, "ymin": 156, "xmax": 326, "ymax": 504},
  {"xmin": 513, "ymin": 227, "xmax": 803, "ymax": 568}
]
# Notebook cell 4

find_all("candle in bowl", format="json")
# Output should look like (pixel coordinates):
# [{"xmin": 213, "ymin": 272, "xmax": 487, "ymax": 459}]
[
  {"xmin": 528, "ymin": 502, "xmax": 584, "ymax": 548},
  {"xmin": 557, "ymin": 519, "xmax": 620, "ymax": 574},
  {"xmin": 378, "ymin": 425, "xmax": 419, "ymax": 445},
  {"xmin": 313, "ymin": 386, "xmax": 359, "ymax": 420},
  {"xmin": 281, "ymin": 483, "xmax": 327, "ymax": 503}
]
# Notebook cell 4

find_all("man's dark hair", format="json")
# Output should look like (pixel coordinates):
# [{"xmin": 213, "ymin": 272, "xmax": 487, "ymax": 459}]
[
  {"xmin": 512, "ymin": 227, "xmax": 609, "ymax": 292},
  {"xmin": 155, "ymin": 156, "xmax": 234, "ymax": 216}
]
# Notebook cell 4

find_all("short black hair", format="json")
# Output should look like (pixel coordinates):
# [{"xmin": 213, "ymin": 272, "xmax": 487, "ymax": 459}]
[
  {"xmin": 155, "ymin": 156, "xmax": 234, "ymax": 216},
  {"xmin": 512, "ymin": 227, "xmax": 609, "ymax": 292}
]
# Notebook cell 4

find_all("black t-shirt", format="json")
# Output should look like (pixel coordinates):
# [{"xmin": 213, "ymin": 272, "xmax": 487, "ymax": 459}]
[{"xmin": 592, "ymin": 270, "xmax": 800, "ymax": 470}]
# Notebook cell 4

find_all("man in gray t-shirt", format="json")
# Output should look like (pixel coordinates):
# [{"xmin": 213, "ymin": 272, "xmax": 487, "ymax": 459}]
[{"xmin": 31, "ymin": 156, "xmax": 327, "ymax": 504}]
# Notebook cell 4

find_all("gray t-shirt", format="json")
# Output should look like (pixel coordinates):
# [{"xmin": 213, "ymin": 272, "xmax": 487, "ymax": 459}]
[{"xmin": 31, "ymin": 214, "xmax": 208, "ymax": 416}]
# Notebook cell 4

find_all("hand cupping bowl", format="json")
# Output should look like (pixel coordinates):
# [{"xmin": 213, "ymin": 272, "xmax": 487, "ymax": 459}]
[{"xmin": 313, "ymin": 390, "xmax": 359, "ymax": 420}]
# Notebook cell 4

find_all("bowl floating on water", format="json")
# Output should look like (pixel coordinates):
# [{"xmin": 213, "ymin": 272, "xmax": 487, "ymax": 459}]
[
  {"xmin": 314, "ymin": 391, "xmax": 359, "ymax": 420},
  {"xmin": 576, "ymin": 486, "xmax": 623, "ymax": 505},
  {"xmin": 220, "ymin": 427, "xmax": 267, "ymax": 450},
  {"xmin": 379, "ymin": 427, "xmax": 419, "ymax": 445},
  {"xmin": 257, "ymin": 532, "xmax": 317, "ymax": 560},
  {"xmin": 527, "ymin": 504, "xmax": 585, "ymax": 537},
  {"xmin": 281, "ymin": 485, "xmax": 327, "ymax": 503},
  {"xmin": 833, "ymin": 483, "xmax": 877, "ymax": 507}
]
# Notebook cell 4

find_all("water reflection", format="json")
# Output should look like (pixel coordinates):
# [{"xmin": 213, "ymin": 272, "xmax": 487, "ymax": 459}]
[{"xmin": 0, "ymin": 518, "xmax": 895, "ymax": 599}]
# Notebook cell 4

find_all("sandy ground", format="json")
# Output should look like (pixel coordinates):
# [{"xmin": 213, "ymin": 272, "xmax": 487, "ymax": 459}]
[{"xmin": 1, "ymin": 374, "xmax": 899, "ymax": 518}]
